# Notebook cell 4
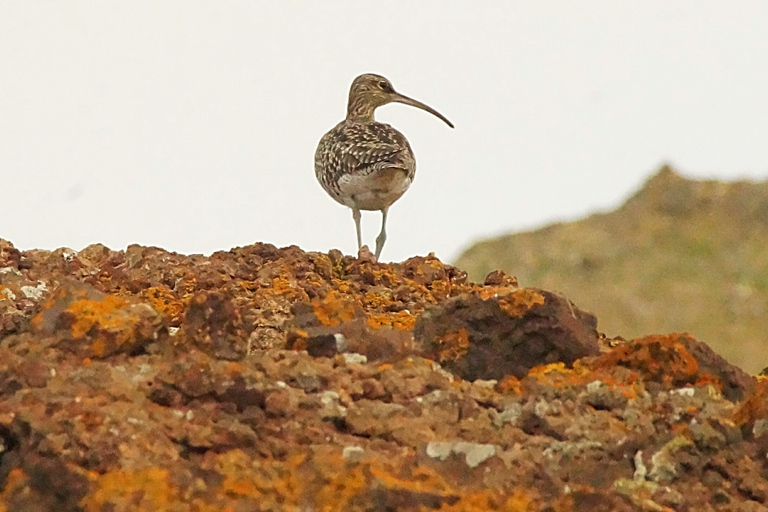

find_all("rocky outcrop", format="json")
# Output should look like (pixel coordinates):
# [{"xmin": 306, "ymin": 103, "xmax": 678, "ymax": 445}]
[{"xmin": 0, "ymin": 239, "xmax": 765, "ymax": 511}]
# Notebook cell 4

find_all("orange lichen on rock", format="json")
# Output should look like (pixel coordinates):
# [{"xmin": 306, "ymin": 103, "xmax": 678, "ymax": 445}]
[
  {"xmin": 527, "ymin": 362, "xmax": 597, "ymax": 389},
  {"xmin": 365, "ymin": 267, "xmax": 403, "ymax": 289},
  {"xmin": 434, "ymin": 489, "xmax": 539, "ymax": 512},
  {"xmin": 526, "ymin": 361, "xmax": 645, "ymax": 400},
  {"xmin": 29, "ymin": 284, "xmax": 162, "ymax": 358},
  {"xmin": 497, "ymin": 288, "xmax": 546, "ymax": 317},
  {"xmin": 527, "ymin": 362, "xmax": 573, "ymax": 384},
  {"xmin": 331, "ymin": 278, "xmax": 353, "ymax": 294},
  {"xmin": 362, "ymin": 289, "xmax": 395, "ymax": 310},
  {"xmin": 81, "ymin": 450, "xmax": 492, "ymax": 511},
  {"xmin": 140, "ymin": 286, "xmax": 184, "ymax": 324},
  {"xmin": 67, "ymin": 295, "xmax": 160, "ymax": 358},
  {"xmin": 213, "ymin": 450, "xmax": 306, "ymax": 507},
  {"xmin": 2, "ymin": 240, "xmax": 763, "ymax": 511},
  {"xmin": 173, "ymin": 274, "xmax": 198, "ymax": 296},
  {"xmin": 309, "ymin": 452, "xmax": 458, "ymax": 511},
  {"xmin": 497, "ymin": 374, "xmax": 523, "ymax": 395},
  {"xmin": 309, "ymin": 454, "xmax": 371, "ymax": 511},
  {"xmin": 66, "ymin": 295, "xmax": 132, "ymax": 339},
  {"xmin": 311, "ymin": 290, "xmax": 359, "ymax": 327},
  {"xmin": 590, "ymin": 334, "xmax": 700, "ymax": 387},
  {"xmin": 428, "ymin": 278, "xmax": 451, "ymax": 300},
  {"xmin": 271, "ymin": 272, "xmax": 309, "ymax": 302},
  {"xmin": 434, "ymin": 328, "xmax": 470, "ymax": 363},
  {"xmin": 366, "ymin": 310, "xmax": 416, "ymax": 330},
  {"xmin": 81, "ymin": 468, "xmax": 178, "ymax": 512}
]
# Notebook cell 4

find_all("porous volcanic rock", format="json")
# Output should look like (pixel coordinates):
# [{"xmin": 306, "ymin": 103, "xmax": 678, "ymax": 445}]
[
  {"xmin": 0, "ymin": 238, "xmax": 765, "ymax": 511},
  {"xmin": 413, "ymin": 287, "xmax": 600, "ymax": 380}
]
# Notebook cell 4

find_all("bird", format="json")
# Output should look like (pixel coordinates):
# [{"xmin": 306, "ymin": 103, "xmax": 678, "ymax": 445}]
[{"xmin": 314, "ymin": 73, "xmax": 453, "ymax": 260}]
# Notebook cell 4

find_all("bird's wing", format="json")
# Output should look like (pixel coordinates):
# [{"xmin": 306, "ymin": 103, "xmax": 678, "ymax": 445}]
[{"xmin": 316, "ymin": 122, "xmax": 415, "ymax": 186}]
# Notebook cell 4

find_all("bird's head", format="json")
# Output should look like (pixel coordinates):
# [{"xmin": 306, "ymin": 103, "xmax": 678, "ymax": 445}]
[{"xmin": 347, "ymin": 73, "xmax": 453, "ymax": 128}]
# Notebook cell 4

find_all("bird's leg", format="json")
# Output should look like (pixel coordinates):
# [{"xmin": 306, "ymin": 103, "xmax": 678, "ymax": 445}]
[
  {"xmin": 352, "ymin": 207, "xmax": 362, "ymax": 251},
  {"xmin": 375, "ymin": 207, "xmax": 388, "ymax": 259}
]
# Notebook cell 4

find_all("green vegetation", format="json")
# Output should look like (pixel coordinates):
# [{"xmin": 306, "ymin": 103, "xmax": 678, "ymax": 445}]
[{"xmin": 455, "ymin": 165, "xmax": 768, "ymax": 373}]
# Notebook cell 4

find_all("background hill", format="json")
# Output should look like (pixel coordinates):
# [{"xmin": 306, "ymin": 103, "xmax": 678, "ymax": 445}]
[{"xmin": 455, "ymin": 165, "xmax": 768, "ymax": 373}]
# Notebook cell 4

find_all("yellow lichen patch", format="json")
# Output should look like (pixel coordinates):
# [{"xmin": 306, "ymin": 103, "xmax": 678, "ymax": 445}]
[
  {"xmin": 367, "ymin": 267, "xmax": 402, "ymax": 288},
  {"xmin": 238, "ymin": 280, "xmax": 259, "ymax": 292},
  {"xmin": 366, "ymin": 310, "xmax": 416, "ymax": 331},
  {"xmin": 429, "ymin": 279, "xmax": 451, "ymax": 300},
  {"xmin": 332, "ymin": 278, "xmax": 353, "ymax": 294},
  {"xmin": 527, "ymin": 363, "xmax": 576, "ymax": 387},
  {"xmin": 213, "ymin": 449, "xmax": 306, "ymax": 508},
  {"xmin": 312, "ymin": 290, "xmax": 358, "ymax": 327},
  {"xmin": 81, "ymin": 468, "xmax": 179, "ymax": 512},
  {"xmin": 497, "ymin": 288, "xmax": 545, "ymax": 317},
  {"xmin": 426, "ymin": 256, "xmax": 445, "ymax": 269},
  {"xmin": 527, "ymin": 361, "xmax": 645, "ymax": 399},
  {"xmin": 216, "ymin": 451, "xmax": 263, "ymax": 499},
  {"xmin": 66, "ymin": 295, "xmax": 133, "ymax": 339},
  {"xmin": 362, "ymin": 289, "xmax": 394, "ymax": 310},
  {"xmin": 434, "ymin": 328, "xmax": 470, "ymax": 363},
  {"xmin": 502, "ymin": 489, "xmax": 540, "ymax": 512},
  {"xmin": 434, "ymin": 489, "xmax": 539, "ymax": 512},
  {"xmin": 140, "ymin": 286, "xmax": 184, "ymax": 322},
  {"xmin": 310, "ymin": 455, "xmax": 369, "ymax": 512},
  {"xmin": 269, "ymin": 272, "xmax": 310, "ymax": 302},
  {"xmin": 529, "ymin": 362, "xmax": 568, "ymax": 376},
  {"xmin": 477, "ymin": 287, "xmax": 496, "ymax": 300}
]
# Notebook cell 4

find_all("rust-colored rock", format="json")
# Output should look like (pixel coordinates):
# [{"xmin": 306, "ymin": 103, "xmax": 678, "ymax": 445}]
[
  {"xmin": 181, "ymin": 290, "xmax": 248, "ymax": 360},
  {"xmin": 30, "ymin": 281, "xmax": 163, "ymax": 358},
  {"xmin": 0, "ymin": 238, "xmax": 765, "ymax": 511},
  {"xmin": 414, "ymin": 288, "xmax": 600, "ymax": 380},
  {"xmin": 286, "ymin": 290, "xmax": 415, "ymax": 361},
  {"xmin": 590, "ymin": 333, "xmax": 754, "ymax": 401}
]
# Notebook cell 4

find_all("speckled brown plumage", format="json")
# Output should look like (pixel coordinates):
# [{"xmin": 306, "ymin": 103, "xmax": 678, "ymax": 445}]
[
  {"xmin": 314, "ymin": 74, "xmax": 453, "ymax": 259},
  {"xmin": 315, "ymin": 120, "xmax": 415, "ymax": 207}
]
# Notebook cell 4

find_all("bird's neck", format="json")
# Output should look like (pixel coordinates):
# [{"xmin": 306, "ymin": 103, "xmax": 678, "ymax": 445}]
[{"xmin": 346, "ymin": 98, "xmax": 377, "ymax": 123}]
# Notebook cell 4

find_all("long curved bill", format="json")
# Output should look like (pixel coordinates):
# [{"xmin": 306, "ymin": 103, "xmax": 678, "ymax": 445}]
[{"xmin": 392, "ymin": 93, "xmax": 454, "ymax": 128}]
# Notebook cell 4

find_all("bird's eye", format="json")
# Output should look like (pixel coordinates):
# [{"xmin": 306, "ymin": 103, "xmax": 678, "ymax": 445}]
[{"xmin": 379, "ymin": 81, "xmax": 391, "ymax": 91}]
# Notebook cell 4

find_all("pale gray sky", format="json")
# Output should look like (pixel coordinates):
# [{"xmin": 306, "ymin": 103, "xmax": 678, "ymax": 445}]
[{"xmin": 1, "ymin": 2, "xmax": 767, "ymax": 262}]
